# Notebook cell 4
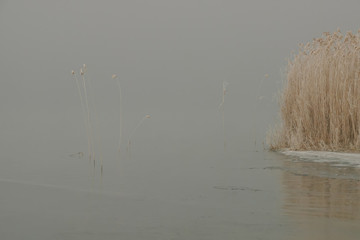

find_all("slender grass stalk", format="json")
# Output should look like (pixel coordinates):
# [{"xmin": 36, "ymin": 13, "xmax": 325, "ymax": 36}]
[
  {"xmin": 72, "ymin": 69, "xmax": 92, "ymax": 161},
  {"xmin": 218, "ymin": 81, "xmax": 229, "ymax": 110},
  {"xmin": 80, "ymin": 66, "xmax": 95, "ymax": 161},
  {"xmin": 219, "ymin": 81, "xmax": 228, "ymax": 150},
  {"xmin": 112, "ymin": 74, "xmax": 122, "ymax": 152},
  {"xmin": 86, "ymin": 67, "xmax": 104, "ymax": 173},
  {"xmin": 127, "ymin": 115, "xmax": 151, "ymax": 152}
]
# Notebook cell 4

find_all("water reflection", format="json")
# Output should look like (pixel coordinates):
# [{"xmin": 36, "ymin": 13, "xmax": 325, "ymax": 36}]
[{"xmin": 282, "ymin": 160, "xmax": 360, "ymax": 220}]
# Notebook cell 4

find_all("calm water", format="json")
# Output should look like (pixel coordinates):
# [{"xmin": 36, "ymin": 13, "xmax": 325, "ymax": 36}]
[
  {"xmin": 2, "ymin": 137, "xmax": 360, "ymax": 239},
  {"xmin": 2, "ymin": 1, "xmax": 360, "ymax": 239}
]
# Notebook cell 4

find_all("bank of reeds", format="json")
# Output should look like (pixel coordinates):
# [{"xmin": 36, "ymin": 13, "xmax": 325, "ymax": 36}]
[{"xmin": 269, "ymin": 29, "xmax": 360, "ymax": 152}]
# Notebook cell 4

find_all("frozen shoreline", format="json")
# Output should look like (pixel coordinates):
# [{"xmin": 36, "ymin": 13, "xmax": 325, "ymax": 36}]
[{"xmin": 281, "ymin": 150, "xmax": 360, "ymax": 167}]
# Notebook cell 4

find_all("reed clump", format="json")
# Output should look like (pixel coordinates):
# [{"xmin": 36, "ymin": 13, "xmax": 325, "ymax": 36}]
[{"xmin": 269, "ymin": 29, "xmax": 360, "ymax": 152}]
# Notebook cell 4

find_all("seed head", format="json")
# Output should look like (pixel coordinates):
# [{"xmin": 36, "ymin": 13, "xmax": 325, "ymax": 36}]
[
  {"xmin": 71, "ymin": 70, "xmax": 75, "ymax": 75},
  {"xmin": 112, "ymin": 74, "xmax": 118, "ymax": 79},
  {"xmin": 145, "ymin": 115, "xmax": 151, "ymax": 119}
]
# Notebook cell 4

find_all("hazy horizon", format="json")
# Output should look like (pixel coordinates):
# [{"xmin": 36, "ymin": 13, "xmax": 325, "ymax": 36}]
[{"xmin": 2, "ymin": 1, "xmax": 360, "ymax": 239}]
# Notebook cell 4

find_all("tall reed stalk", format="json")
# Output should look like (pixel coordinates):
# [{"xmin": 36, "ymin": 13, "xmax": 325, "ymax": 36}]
[
  {"xmin": 127, "ymin": 115, "xmax": 151, "ymax": 152},
  {"xmin": 112, "ymin": 74, "xmax": 122, "ymax": 152},
  {"xmin": 73, "ymin": 65, "xmax": 104, "ymax": 173},
  {"xmin": 72, "ymin": 66, "xmax": 95, "ymax": 161},
  {"xmin": 269, "ymin": 29, "xmax": 360, "ymax": 152},
  {"xmin": 219, "ymin": 81, "xmax": 228, "ymax": 150}
]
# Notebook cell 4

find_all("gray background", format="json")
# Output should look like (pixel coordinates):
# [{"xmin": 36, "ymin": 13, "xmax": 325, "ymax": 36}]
[
  {"xmin": 2, "ymin": 0, "xmax": 360, "ymax": 157},
  {"xmin": 2, "ymin": 1, "xmax": 360, "ymax": 239}
]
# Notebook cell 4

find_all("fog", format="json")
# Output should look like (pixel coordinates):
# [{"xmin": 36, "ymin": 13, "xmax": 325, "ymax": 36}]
[{"xmin": 2, "ymin": 1, "xmax": 360, "ymax": 239}]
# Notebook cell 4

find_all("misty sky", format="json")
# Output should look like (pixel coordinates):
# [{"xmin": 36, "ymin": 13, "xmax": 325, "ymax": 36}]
[{"xmin": 1, "ymin": 0, "xmax": 360, "ymax": 153}]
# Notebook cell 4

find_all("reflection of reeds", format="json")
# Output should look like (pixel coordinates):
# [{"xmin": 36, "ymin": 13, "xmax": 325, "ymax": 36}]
[
  {"xmin": 282, "ymin": 161, "xmax": 360, "ymax": 220},
  {"xmin": 269, "ymin": 29, "xmax": 360, "ymax": 152}
]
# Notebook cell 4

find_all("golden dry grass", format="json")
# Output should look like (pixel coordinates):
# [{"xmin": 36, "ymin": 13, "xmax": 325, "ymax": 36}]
[{"xmin": 269, "ymin": 29, "xmax": 360, "ymax": 152}]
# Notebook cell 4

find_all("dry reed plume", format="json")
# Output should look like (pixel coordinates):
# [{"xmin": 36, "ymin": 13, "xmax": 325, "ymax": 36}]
[{"xmin": 269, "ymin": 29, "xmax": 360, "ymax": 152}]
